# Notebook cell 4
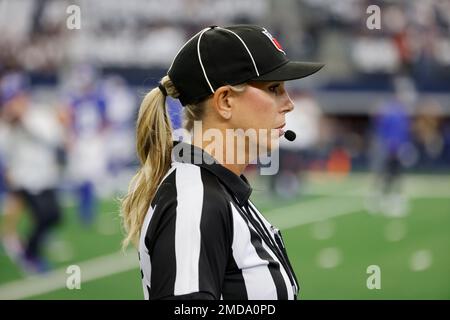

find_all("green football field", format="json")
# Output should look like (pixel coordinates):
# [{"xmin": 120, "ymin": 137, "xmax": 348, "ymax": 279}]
[{"xmin": 0, "ymin": 172, "xmax": 449, "ymax": 299}]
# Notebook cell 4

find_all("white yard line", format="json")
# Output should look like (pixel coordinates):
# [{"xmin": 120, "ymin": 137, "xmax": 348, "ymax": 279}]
[
  {"xmin": 302, "ymin": 174, "xmax": 450, "ymax": 199},
  {"xmin": 267, "ymin": 195, "xmax": 364, "ymax": 230},
  {"xmin": 0, "ymin": 249, "xmax": 137, "ymax": 300},
  {"xmin": 301, "ymin": 186, "xmax": 450, "ymax": 199}
]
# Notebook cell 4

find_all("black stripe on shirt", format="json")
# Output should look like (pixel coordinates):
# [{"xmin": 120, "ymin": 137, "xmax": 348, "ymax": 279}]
[
  {"xmin": 237, "ymin": 206, "xmax": 289, "ymax": 300},
  {"xmin": 145, "ymin": 170, "xmax": 178, "ymax": 299}
]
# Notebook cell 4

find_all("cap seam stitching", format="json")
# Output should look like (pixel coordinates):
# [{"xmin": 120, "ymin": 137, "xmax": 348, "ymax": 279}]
[
  {"xmin": 197, "ymin": 28, "xmax": 215, "ymax": 94},
  {"xmin": 216, "ymin": 27, "xmax": 260, "ymax": 77}
]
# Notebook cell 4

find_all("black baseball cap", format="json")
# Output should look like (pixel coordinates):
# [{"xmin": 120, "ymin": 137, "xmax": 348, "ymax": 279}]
[{"xmin": 168, "ymin": 25, "xmax": 324, "ymax": 106}]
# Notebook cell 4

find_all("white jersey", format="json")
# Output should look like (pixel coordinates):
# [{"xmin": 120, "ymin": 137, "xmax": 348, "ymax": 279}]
[{"xmin": 1, "ymin": 106, "xmax": 63, "ymax": 193}]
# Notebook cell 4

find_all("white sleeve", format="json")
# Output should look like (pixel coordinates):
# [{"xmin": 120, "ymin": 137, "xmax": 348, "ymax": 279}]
[{"xmin": 21, "ymin": 108, "xmax": 63, "ymax": 148}]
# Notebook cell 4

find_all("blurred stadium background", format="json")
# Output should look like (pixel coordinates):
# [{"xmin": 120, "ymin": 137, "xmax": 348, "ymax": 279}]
[{"xmin": 0, "ymin": 0, "xmax": 449, "ymax": 299}]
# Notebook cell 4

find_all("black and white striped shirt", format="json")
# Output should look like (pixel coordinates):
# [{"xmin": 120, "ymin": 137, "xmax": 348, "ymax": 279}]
[{"xmin": 138, "ymin": 141, "xmax": 299, "ymax": 300}]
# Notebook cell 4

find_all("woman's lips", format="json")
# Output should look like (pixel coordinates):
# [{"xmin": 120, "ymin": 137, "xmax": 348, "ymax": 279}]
[{"xmin": 275, "ymin": 123, "xmax": 286, "ymax": 137}]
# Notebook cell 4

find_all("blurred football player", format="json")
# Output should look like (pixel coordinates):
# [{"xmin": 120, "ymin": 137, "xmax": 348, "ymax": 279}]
[
  {"xmin": 61, "ymin": 64, "xmax": 109, "ymax": 226},
  {"xmin": 0, "ymin": 71, "xmax": 64, "ymax": 272}
]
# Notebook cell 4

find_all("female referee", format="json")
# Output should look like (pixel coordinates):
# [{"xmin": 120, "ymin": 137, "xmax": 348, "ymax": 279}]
[{"xmin": 121, "ymin": 25, "xmax": 323, "ymax": 300}]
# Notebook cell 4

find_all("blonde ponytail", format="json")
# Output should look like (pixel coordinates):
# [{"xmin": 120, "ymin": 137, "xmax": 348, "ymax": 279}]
[{"xmin": 120, "ymin": 76, "xmax": 178, "ymax": 248}]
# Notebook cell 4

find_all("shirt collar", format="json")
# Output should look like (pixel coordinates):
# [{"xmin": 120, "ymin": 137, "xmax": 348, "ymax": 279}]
[{"xmin": 172, "ymin": 141, "xmax": 252, "ymax": 205}]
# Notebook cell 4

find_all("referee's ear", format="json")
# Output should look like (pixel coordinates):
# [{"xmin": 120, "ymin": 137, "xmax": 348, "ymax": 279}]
[{"xmin": 212, "ymin": 86, "xmax": 233, "ymax": 121}]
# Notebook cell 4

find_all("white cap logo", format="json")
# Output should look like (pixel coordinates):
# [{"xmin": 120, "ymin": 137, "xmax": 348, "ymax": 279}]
[{"xmin": 262, "ymin": 28, "xmax": 286, "ymax": 54}]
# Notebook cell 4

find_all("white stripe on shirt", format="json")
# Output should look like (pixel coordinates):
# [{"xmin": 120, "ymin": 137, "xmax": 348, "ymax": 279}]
[{"xmin": 174, "ymin": 163, "xmax": 204, "ymax": 295}]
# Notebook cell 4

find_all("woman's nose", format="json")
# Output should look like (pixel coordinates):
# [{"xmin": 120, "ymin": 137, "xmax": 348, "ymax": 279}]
[{"xmin": 281, "ymin": 93, "xmax": 294, "ymax": 114}]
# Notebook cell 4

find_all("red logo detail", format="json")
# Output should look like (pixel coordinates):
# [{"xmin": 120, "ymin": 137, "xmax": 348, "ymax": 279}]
[
  {"xmin": 262, "ymin": 28, "xmax": 285, "ymax": 54},
  {"xmin": 272, "ymin": 38, "xmax": 284, "ymax": 52}
]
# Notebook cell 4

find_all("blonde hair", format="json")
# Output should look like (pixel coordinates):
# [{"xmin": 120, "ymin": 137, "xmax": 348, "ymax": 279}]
[
  {"xmin": 121, "ymin": 78, "xmax": 246, "ymax": 248},
  {"xmin": 120, "ymin": 75, "xmax": 177, "ymax": 248}
]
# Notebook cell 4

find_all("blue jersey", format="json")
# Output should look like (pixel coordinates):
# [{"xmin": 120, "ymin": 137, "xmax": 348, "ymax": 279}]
[
  {"xmin": 67, "ymin": 89, "xmax": 107, "ymax": 136},
  {"xmin": 167, "ymin": 98, "xmax": 182, "ymax": 130},
  {"xmin": 374, "ymin": 100, "xmax": 410, "ymax": 153}
]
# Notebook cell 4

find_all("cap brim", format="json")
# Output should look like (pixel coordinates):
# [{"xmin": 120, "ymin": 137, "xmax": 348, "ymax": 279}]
[{"xmin": 254, "ymin": 61, "xmax": 324, "ymax": 81}]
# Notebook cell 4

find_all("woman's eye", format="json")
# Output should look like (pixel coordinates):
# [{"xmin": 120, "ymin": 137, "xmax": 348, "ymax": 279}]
[{"xmin": 268, "ymin": 84, "xmax": 280, "ymax": 93}]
